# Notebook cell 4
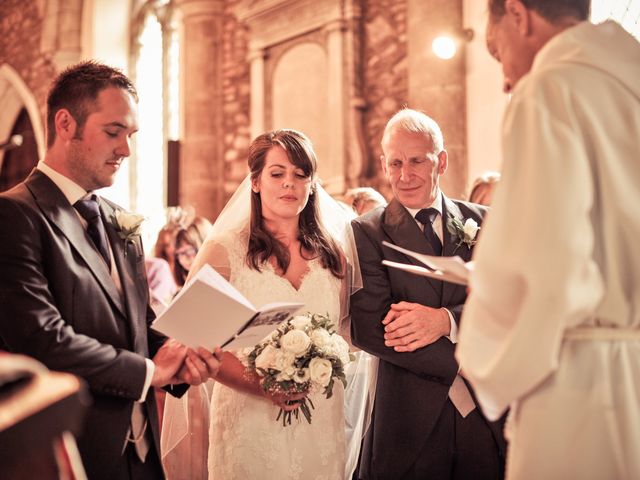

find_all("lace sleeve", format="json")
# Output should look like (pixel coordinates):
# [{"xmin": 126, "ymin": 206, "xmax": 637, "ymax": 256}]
[{"xmin": 188, "ymin": 235, "xmax": 234, "ymax": 282}]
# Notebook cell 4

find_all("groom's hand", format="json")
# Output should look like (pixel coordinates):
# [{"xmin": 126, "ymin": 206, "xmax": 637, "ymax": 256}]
[
  {"xmin": 176, "ymin": 347, "xmax": 223, "ymax": 386},
  {"xmin": 382, "ymin": 302, "xmax": 450, "ymax": 352},
  {"xmin": 151, "ymin": 339, "xmax": 188, "ymax": 387}
]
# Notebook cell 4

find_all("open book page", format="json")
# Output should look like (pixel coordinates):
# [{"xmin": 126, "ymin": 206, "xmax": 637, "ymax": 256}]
[
  {"xmin": 381, "ymin": 240, "xmax": 473, "ymax": 286},
  {"xmin": 153, "ymin": 264, "xmax": 303, "ymax": 349},
  {"xmin": 223, "ymin": 302, "xmax": 304, "ymax": 349}
]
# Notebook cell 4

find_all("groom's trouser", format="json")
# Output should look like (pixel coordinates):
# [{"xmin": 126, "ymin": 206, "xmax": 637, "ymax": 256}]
[{"xmin": 403, "ymin": 399, "xmax": 504, "ymax": 480}]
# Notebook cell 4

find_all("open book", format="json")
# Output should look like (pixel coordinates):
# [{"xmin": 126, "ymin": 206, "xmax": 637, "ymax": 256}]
[
  {"xmin": 152, "ymin": 264, "xmax": 303, "ymax": 350},
  {"xmin": 381, "ymin": 240, "xmax": 473, "ymax": 286}
]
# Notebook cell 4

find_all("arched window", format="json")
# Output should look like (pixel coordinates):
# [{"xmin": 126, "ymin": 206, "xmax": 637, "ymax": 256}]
[
  {"xmin": 130, "ymin": 0, "xmax": 180, "ymax": 240},
  {"xmin": 592, "ymin": 0, "xmax": 640, "ymax": 39}
]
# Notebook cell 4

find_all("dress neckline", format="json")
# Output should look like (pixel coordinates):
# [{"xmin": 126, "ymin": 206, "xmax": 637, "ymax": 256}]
[{"xmin": 263, "ymin": 257, "xmax": 319, "ymax": 292}]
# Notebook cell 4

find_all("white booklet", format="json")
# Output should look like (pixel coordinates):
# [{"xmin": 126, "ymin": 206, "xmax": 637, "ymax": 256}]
[
  {"xmin": 152, "ymin": 264, "xmax": 303, "ymax": 350},
  {"xmin": 381, "ymin": 240, "xmax": 473, "ymax": 286}
]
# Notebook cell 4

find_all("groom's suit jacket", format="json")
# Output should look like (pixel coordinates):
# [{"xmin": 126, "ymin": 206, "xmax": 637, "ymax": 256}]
[
  {"xmin": 351, "ymin": 195, "xmax": 504, "ymax": 479},
  {"xmin": 0, "ymin": 169, "xmax": 177, "ymax": 479}
]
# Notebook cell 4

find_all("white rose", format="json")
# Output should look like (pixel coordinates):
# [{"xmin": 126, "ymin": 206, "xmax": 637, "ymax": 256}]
[
  {"xmin": 290, "ymin": 315, "xmax": 312, "ymax": 330},
  {"xmin": 255, "ymin": 344, "xmax": 278, "ymax": 372},
  {"xmin": 310, "ymin": 329, "xmax": 333, "ymax": 352},
  {"xmin": 330, "ymin": 334, "xmax": 351, "ymax": 365},
  {"xmin": 115, "ymin": 210, "xmax": 145, "ymax": 232},
  {"xmin": 309, "ymin": 357, "xmax": 333, "ymax": 387},
  {"xmin": 293, "ymin": 368, "xmax": 311, "ymax": 384},
  {"xmin": 275, "ymin": 351, "xmax": 297, "ymax": 377},
  {"xmin": 280, "ymin": 329, "xmax": 311, "ymax": 355},
  {"xmin": 462, "ymin": 218, "xmax": 480, "ymax": 240}
]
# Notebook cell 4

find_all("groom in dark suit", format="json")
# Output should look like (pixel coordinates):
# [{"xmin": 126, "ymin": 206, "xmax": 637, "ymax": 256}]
[
  {"xmin": 0, "ymin": 61, "xmax": 220, "ymax": 479},
  {"xmin": 351, "ymin": 109, "xmax": 505, "ymax": 479}
]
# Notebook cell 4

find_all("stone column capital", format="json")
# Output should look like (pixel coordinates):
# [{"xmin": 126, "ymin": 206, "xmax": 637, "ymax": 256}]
[
  {"xmin": 247, "ymin": 46, "xmax": 267, "ymax": 62},
  {"xmin": 173, "ymin": 0, "xmax": 224, "ymax": 18},
  {"xmin": 324, "ymin": 19, "xmax": 345, "ymax": 34}
]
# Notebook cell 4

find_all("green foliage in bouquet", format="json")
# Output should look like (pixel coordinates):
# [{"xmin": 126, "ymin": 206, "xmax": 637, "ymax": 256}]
[{"xmin": 247, "ymin": 312, "xmax": 353, "ymax": 426}]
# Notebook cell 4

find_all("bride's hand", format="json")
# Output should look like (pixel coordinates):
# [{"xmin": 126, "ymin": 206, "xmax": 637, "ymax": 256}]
[{"xmin": 263, "ymin": 389, "xmax": 308, "ymax": 411}]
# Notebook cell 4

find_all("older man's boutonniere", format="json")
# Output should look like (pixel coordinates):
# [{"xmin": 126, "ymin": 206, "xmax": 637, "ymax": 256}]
[
  {"xmin": 112, "ymin": 210, "xmax": 145, "ymax": 256},
  {"xmin": 446, "ymin": 214, "xmax": 480, "ymax": 253}
]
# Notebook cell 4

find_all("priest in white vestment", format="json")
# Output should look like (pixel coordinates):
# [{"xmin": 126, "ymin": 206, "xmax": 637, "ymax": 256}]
[{"xmin": 456, "ymin": 1, "xmax": 640, "ymax": 479}]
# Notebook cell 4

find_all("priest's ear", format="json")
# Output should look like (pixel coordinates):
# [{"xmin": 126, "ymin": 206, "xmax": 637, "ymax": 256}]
[{"xmin": 504, "ymin": 0, "xmax": 532, "ymax": 37}]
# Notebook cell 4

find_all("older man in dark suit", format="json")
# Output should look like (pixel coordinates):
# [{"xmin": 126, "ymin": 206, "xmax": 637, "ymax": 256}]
[
  {"xmin": 0, "ymin": 61, "xmax": 220, "ymax": 479},
  {"xmin": 350, "ymin": 109, "xmax": 505, "ymax": 479}
]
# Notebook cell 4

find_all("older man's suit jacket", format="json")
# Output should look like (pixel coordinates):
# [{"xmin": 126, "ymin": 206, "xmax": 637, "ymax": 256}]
[
  {"xmin": 0, "ymin": 169, "xmax": 182, "ymax": 479},
  {"xmin": 351, "ymin": 196, "xmax": 504, "ymax": 479}
]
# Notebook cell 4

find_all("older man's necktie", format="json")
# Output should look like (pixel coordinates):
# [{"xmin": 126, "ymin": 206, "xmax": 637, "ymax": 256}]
[
  {"xmin": 415, "ymin": 208, "xmax": 442, "ymax": 256},
  {"xmin": 415, "ymin": 207, "xmax": 476, "ymax": 416}
]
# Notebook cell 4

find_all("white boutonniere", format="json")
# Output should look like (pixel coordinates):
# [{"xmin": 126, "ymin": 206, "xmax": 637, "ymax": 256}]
[
  {"xmin": 112, "ymin": 210, "xmax": 145, "ymax": 256},
  {"xmin": 446, "ymin": 214, "xmax": 480, "ymax": 253}
]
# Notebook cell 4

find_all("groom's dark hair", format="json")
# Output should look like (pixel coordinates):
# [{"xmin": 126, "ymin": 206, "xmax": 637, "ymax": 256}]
[
  {"xmin": 246, "ymin": 129, "xmax": 344, "ymax": 280},
  {"xmin": 46, "ymin": 60, "xmax": 138, "ymax": 148}
]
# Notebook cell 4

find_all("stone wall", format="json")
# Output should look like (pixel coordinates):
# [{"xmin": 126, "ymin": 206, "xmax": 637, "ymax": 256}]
[
  {"xmin": 221, "ymin": 0, "xmax": 251, "ymax": 198},
  {"xmin": 362, "ymin": 0, "xmax": 408, "ymax": 197},
  {"xmin": 216, "ymin": 0, "xmax": 411, "ymax": 199},
  {"xmin": 0, "ymin": 0, "xmax": 468, "ymax": 207},
  {"xmin": 0, "ymin": 0, "xmax": 57, "ymax": 129}
]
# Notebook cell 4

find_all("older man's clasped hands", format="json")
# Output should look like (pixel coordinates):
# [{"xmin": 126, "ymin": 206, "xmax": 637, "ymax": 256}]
[{"xmin": 382, "ymin": 301, "xmax": 451, "ymax": 353}]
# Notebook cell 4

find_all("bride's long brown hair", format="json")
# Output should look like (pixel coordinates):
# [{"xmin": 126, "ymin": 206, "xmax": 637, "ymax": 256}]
[{"xmin": 246, "ymin": 129, "xmax": 344, "ymax": 279}]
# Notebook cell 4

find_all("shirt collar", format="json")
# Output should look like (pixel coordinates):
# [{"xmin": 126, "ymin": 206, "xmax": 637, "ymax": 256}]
[
  {"xmin": 405, "ymin": 190, "xmax": 443, "ymax": 220},
  {"xmin": 37, "ymin": 161, "xmax": 90, "ymax": 205}
]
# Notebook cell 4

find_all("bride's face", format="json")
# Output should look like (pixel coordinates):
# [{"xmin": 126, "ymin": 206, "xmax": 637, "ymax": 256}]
[{"xmin": 252, "ymin": 145, "xmax": 313, "ymax": 222}]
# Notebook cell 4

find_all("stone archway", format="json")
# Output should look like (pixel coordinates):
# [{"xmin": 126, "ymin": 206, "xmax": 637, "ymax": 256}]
[{"xmin": 0, "ymin": 63, "xmax": 46, "ymax": 161}]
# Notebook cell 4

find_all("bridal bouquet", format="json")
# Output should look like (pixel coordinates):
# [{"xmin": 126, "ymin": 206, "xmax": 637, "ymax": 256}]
[{"xmin": 247, "ymin": 312, "xmax": 352, "ymax": 426}]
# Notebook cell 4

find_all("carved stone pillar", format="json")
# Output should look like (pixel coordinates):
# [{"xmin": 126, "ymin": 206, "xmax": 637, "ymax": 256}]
[
  {"xmin": 341, "ymin": 0, "xmax": 367, "ymax": 188},
  {"xmin": 174, "ymin": 0, "xmax": 224, "ymax": 219},
  {"xmin": 236, "ymin": 0, "xmax": 366, "ymax": 195},
  {"xmin": 248, "ymin": 47, "xmax": 266, "ymax": 140}
]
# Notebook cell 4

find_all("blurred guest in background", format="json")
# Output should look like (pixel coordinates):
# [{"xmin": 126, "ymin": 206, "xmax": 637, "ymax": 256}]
[
  {"xmin": 343, "ymin": 187, "xmax": 387, "ymax": 216},
  {"xmin": 468, "ymin": 171, "xmax": 501, "ymax": 206},
  {"xmin": 173, "ymin": 217, "xmax": 212, "ymax": 287},
  {"xmin": 154, "ymin": 206, "xmax": 193, "ymax": 274},
  {"xmin": 145, "ymin": 257, "xmax": 178, "ymax": 315}
]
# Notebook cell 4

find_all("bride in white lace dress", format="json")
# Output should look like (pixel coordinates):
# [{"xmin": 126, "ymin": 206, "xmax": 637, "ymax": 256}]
[
  {"xmin": 204, "ymin": 228, "xmax": 345, "ymax": 479},
  {"xmin": 163, "ymin": 129, "xmax": 370, "ymax": 480}
]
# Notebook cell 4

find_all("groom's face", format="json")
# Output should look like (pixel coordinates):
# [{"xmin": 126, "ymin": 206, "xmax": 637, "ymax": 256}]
[
  {"xmin": 253, "ymin": 145, "xmax": 313, "ymax": 222},
  {"xmin": 65, "ymin": 87, "xmax": 139, "ymax": 191}
]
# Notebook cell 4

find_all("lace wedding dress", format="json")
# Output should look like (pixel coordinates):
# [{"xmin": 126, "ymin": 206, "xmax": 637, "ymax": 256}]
[{"xmin": 207, "ymin": 233, "xmax": 346, "ymax": 480}]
